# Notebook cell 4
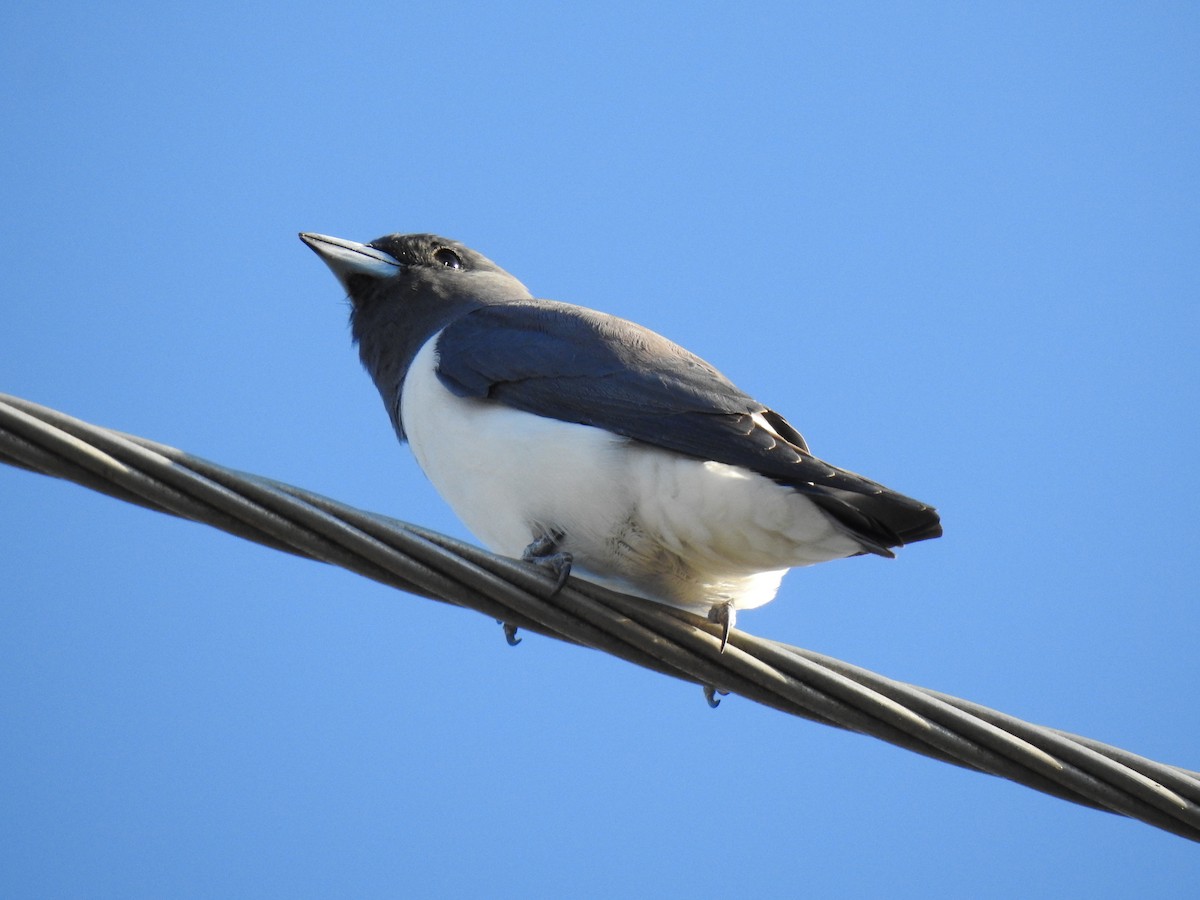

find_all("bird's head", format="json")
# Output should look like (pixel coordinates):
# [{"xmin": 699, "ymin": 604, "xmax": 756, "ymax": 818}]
[
  {"xmin": 300, "ymin": 231, "xmax": 531, "ymax": 312},
  {"xmin": 300, "ymin": 231, "xmax": 533, "ymax": 441}
]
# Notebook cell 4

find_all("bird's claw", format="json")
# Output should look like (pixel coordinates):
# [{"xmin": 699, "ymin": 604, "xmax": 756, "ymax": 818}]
[
  {"xmin": 502, "ymin": 622, "xmax": 522, "ymax": 646},
  {"xmin": 522, "ymin": 529, "xmax": 573, "ymax": 595},
  {"xmin": 707, "ymin": 600, "xmax": 736, "ymax": 652},
  {"xmin": 704, "ymin": 685, "xmax": 729, "ymax": 708},
  {"xmin": 540, "ymin": 552, "xmax": 573, "ymax": 593}
]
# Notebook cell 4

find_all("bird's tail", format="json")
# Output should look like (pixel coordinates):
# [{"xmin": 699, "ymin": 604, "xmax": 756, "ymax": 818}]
[{"xmin": 807, "ymin": 486, "xmax": 943, "ymax": 558}]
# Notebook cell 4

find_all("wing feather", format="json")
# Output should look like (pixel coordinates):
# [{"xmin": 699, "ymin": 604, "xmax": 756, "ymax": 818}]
[{"xmin": 435, "ymin": 301, "xmax": 941, "ymax": 549}]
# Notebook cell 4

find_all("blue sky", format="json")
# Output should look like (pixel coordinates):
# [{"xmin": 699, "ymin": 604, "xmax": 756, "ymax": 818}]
[{"xmin": 2, "ymin": 2, "xmax": 1198, "ymax": 896}]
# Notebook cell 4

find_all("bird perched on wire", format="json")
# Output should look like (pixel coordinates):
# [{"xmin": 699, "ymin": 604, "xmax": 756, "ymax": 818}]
[{"xmin": 301, "ymin": 231, "xmax": 941, "ymax": 647}]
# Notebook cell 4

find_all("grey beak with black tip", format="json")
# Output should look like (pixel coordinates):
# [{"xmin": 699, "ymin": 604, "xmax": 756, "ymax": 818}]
[{"xmin": 299, "ymin": 232, "xmax": 403, "ymax": 291}]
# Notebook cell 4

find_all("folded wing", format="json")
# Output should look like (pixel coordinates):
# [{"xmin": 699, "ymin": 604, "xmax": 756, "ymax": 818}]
[{"xmin": 435, "ymin": 300, "xmax": 942, "ymax": 554}]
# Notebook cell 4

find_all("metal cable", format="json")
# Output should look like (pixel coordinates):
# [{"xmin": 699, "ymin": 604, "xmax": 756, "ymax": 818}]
[{"xmin": 2, "ymin": 391, "xmax": 1198, "ymax": 842}]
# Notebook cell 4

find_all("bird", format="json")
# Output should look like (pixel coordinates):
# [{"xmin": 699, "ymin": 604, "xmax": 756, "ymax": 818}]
[{"xmin": 300, "ymin": 231, "xmax": 941, "ymax": 647}]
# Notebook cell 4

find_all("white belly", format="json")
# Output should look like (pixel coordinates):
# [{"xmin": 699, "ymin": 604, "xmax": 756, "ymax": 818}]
[{"xmin": 399, "ymin": 336, "xmax": 862, "ymax": 614}]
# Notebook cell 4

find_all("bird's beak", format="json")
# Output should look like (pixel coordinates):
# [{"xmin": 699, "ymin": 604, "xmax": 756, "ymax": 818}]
[{"xmin": 299, "ymin": 232, "xmax": 402, "ymax": 291}]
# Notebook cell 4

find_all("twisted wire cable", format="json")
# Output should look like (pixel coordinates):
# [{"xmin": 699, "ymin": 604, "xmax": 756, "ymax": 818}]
[{"xmin": 2, "ymin": 392, "xmax": 1198, "ymax": 842}]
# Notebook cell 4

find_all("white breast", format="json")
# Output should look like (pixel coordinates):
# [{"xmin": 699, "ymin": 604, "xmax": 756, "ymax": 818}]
[{"xmin": 399, "ymin": 334, "xmax": 863, "ymax": 614}]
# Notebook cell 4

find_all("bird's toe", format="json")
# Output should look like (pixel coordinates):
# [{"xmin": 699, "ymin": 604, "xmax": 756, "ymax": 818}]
[
  {"xmin": 707, "ymin": 600, "xmax": 736, "ymax": 652},
  {"xmin": 522, "ymin": 529, "xmax": 573, "ymax": 595}
]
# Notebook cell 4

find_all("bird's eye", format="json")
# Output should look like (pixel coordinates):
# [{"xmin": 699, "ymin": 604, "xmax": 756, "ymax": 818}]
[{"xmin": 434, "ymin": 247, "xmax": 463, "ymax": 269}]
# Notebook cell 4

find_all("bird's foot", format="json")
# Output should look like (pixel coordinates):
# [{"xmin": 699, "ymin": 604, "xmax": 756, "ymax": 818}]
[
  {"xmin": 707, "ymin": 600, "xmax": 736, "ymax": 652},
  {"xmin": 703, "ymin": 685, "xmax": 729, "ymax": 708},
  {"xmin": 522, "ymin": 528, "xmax": 573, "ymax": 595},
  {"xmin": 500, "ymin": 622, "xmax": 522, "ymax": 646}
]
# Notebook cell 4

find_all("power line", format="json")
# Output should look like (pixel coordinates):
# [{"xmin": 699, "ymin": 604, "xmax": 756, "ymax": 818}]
[{"xmin": 2, "ymin": 392, "xmax": 1198, "ymax": 842}]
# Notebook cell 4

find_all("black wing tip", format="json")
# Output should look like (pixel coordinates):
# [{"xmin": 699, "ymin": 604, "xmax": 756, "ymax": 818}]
[
  {"xmin": 877, "ymin": 503, "xmax": 943, "ymax": 549},
  {"xmin": 899, "ymin": 513, "xmax": 943, "ymax": 545},
  {"xmin": 809, "ymin": 490, "xmax": 943, "ymax": 554}
]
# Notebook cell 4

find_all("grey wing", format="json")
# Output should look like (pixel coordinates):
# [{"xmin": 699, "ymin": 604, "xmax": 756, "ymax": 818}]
[{"xmin": 435, "ymin": 300, "xmax": 941, "ymax": 551}]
